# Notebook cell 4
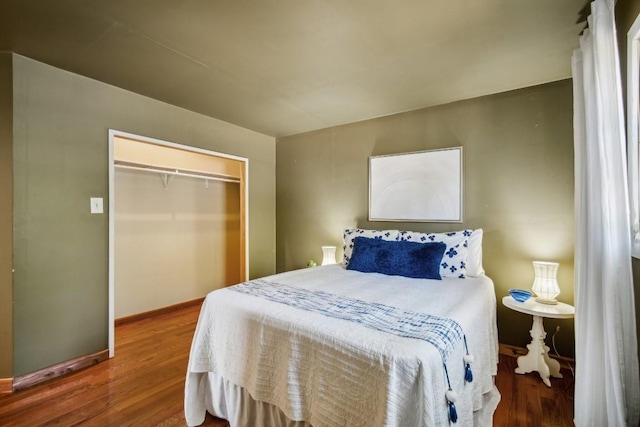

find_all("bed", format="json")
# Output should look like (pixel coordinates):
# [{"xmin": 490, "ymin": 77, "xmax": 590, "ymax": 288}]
[{"xmin": 185, "ymin": 228, "xmax": 500, "ymax": 426}]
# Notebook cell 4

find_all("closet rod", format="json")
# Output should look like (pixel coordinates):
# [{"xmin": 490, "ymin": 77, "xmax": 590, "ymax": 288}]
[{"xmin": 114, "ymin": 163, "xmax": 241, "ymax": 184}]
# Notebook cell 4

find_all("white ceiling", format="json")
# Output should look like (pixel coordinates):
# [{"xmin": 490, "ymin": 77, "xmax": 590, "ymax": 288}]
[{"xmin": 0, "ymin": 0, "xmax": 586, "ymax": 137}]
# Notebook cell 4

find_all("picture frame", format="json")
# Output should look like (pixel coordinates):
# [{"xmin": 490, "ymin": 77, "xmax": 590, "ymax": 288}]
[{"xmin": 369, "ymin": 147, "xmax": 463, "ymax": 222}]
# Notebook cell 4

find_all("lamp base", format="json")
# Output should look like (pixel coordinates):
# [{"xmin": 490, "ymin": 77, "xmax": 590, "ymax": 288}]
[{"xmin": 535, "ymin": 297, "xmax": 558, "ymax": 305}]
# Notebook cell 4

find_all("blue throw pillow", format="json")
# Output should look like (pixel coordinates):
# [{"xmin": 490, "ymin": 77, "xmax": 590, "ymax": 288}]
[{"xmin": 346, "ymin": 236, "xmax": 445, "ymax": 279}]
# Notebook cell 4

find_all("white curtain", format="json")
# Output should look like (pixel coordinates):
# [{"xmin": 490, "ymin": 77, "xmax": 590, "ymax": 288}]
[{"xmin": 572, "ymin": 0, "xmax": 640, "ymax": 426}]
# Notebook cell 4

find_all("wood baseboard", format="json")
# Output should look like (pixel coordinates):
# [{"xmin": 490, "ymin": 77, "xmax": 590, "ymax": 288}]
[
  {"xmin": 0, "ymin": 377, "xmax": 12, "ymax": 394},
  {"xmin": 499, "ymin": 343, "xmax": 575, "ymax": 370},
  {"xmin": 115, "ymin": 297, "xmax": 205, "ymax": 327},
  {"xmin": 12, "ymin": 349, "xmax": 109, "ymax": 392},
  {"xmin": 9, "ymin": 300, "xmax": 205, "ymax": 393}
]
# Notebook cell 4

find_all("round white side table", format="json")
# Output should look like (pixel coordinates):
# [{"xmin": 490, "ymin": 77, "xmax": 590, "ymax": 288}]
[{"xmin": 502, "ymin": 295, "xmax": 575, "ymax": 387}]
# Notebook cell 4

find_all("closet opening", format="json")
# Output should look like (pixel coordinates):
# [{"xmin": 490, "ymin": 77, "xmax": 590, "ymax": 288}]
[{"xmin": 107, "ymin": 130, "xmax": 248, "ymax": 357}]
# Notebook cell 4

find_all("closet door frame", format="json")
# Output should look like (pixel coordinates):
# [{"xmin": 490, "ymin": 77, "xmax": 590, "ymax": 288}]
[{"xmin": 107, "ymin": 129, "xmax": 249, "ymax": 357}]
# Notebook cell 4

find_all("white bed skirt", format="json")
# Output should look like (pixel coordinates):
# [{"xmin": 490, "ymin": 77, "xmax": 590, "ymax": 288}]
[{"xmin": 191, "ymin": 372, "xmax": 500, "ymax": 427}]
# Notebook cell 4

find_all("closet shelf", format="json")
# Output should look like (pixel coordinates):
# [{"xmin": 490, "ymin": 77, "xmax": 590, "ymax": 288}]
[{"xmin": 114, "ymin": 161, "xmax": 241, "ymax": 189}]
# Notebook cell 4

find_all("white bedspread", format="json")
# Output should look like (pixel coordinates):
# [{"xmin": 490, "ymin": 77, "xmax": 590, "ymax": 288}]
[{"xmin": 185, "ymin": 265, "xmax": 499, "ymax": 427}]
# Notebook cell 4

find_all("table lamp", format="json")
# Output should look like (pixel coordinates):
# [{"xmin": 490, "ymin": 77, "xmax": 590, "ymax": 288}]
[
  {"xmin": 531, "ymin": 261, "xmax": 560, "ymax": 305},
  {"xmin": 321, "ymin": 246, "xmax": 337, "ymax": 266}
]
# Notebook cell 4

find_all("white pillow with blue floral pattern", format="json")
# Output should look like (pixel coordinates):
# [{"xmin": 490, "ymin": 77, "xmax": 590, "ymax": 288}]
[
  {"xmin": 397, "ymin": 229, "xmax": 472, "ymax": 278},
  {"xmin": 466, "ymin": 229, "xmax": 485, "ymax": 277},
  {"xmin": 343, "ymin": 228, "xmax": 400, "ymax": 266}
]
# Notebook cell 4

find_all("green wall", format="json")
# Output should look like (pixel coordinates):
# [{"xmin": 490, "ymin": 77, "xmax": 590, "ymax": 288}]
[
  {"xmin": 0, "ymin": 52, "xmax": 13, "ymax": 379},
  {"xmin": 10, "ymin": 54, "xmax": 276, "ymax": 377},
  {"xmin": 276, "ymin": 80, "xmax": 575, "ymax": 357}
]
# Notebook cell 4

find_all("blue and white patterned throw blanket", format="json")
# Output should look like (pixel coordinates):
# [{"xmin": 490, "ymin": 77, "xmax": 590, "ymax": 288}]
[
  {"xmin": 231, "ymin": 279, "xmax": 463, "ymax": 360},
  {"xmin": 230, "ymin": 279, "xmax": 473, "ymax": 423}
]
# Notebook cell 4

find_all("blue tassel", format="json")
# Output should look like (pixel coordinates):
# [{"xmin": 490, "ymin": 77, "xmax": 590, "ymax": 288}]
[
  {"xmin": 463, "ymin": 353, "xmax": 474, "ymax": 383},
  {"xmin": 445, "ymin": 388, "xmax": 458, "ymax": 423},
  {"xmin": 464, "ymin": 363, "xmax": 473, "ymax": 383},
  {"xmin": 448, "ymin": 401, "xmax": 458, "ymax": 423}
]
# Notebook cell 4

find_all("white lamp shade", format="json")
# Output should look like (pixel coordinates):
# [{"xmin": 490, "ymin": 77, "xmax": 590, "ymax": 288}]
[
  {"xmin": 531, "ymin": 261, "xmax": 560, "ymax": 304},
  {"xmin": 321, "ymin": 246, "xmax": 337, "ymax": 266}
]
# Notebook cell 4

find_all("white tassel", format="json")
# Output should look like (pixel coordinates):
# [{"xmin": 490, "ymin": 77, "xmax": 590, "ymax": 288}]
[
  {"xmin": 463, "ymin": 354, "xmax": 474, "ymax": 364},
  {"xmin": 445, "ymin": 388, "xmax": 458, "ymax": 403}
]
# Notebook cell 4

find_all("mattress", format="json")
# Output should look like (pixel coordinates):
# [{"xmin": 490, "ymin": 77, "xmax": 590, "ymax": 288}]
[{"xmin": 185, "ymin": 264, "xmax": 499, "ymax": 426}]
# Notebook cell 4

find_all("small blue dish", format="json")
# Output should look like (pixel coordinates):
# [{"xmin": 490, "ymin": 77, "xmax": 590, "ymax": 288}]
[{"xmin": 509, "ymin": 289, "xmax": 532, "ymax": 302}]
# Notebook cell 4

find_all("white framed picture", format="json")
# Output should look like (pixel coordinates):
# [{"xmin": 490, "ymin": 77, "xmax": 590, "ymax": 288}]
[{"xmin": 369, "ymin": 147, "xmax": 463, "ymax": 222}]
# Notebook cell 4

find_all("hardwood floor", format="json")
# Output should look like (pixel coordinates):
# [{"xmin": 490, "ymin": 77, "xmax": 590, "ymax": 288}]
[
  {"xmin": 0, "ymin": 304, "xmax": 574, "ymax": 426},
  {"xmin": 494, "ymin": 353, "xmax": 574, "ymax": 427}
]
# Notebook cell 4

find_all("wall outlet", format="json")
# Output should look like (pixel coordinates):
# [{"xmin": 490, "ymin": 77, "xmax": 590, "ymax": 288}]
[{"xmin": 90, "ymin": 197, "xmax": 103, "ymax": 214}]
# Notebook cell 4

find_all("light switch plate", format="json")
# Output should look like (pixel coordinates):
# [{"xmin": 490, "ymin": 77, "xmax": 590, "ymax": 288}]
[{"xmin": 90, "ymin": 197, "xmax": 103, "ymax": 214}]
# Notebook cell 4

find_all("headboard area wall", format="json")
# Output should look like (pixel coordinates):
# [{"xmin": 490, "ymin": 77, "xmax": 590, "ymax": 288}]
[{"xmin": 276, "ymin": 79, "xmax": 575, "ymax": 357}]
